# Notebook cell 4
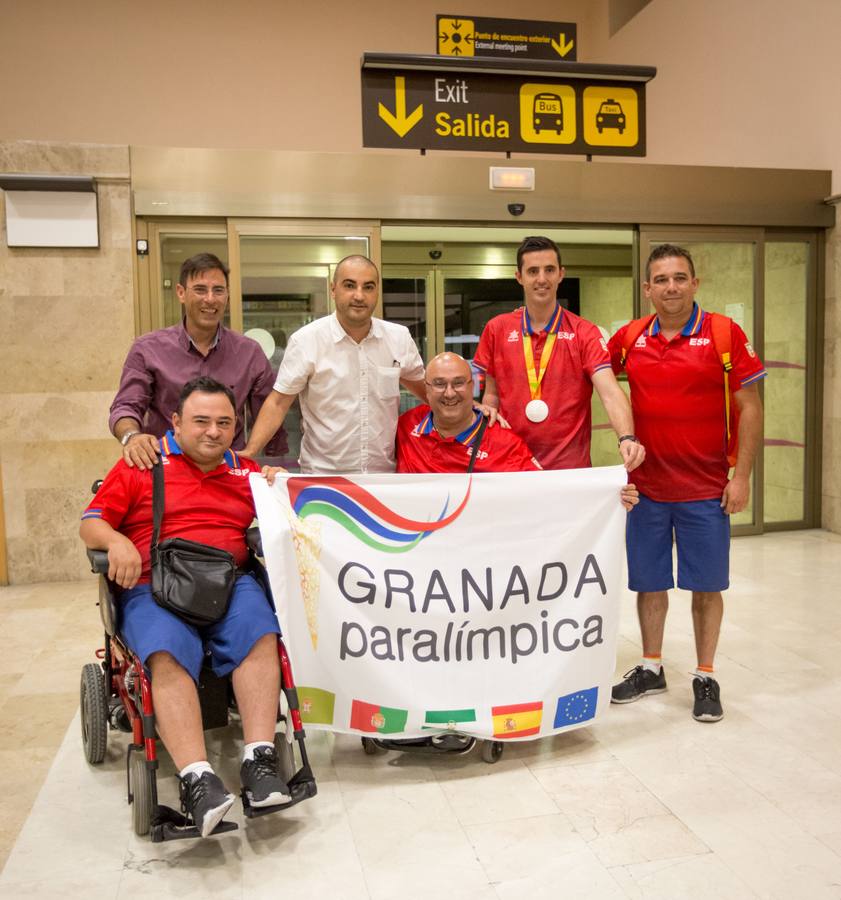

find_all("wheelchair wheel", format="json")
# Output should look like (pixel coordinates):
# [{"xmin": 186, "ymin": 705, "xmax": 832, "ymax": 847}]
[
  {"xmin": 129, "ymin": 750, "xmax": 153, "ymax": 836},
  {"xmin": 480, "ymin": 740, "xmax": 504, "ymax": 764},
  {"xmin": 80, "ymin": 663, "xmax": 108, "ymax": 764},
  {"xmin": 361, "ymin": 737, "xmax": 385, "ymax": 755}
]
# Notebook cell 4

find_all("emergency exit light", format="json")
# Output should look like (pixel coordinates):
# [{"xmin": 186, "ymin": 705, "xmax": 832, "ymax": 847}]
[{"xmin": 489, "ymin": 167, "xmax": 535, "ymax": 190}]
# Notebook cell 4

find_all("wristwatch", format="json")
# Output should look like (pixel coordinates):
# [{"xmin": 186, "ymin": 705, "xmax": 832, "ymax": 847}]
[
  {"xmin": 617, "ymin": 434, "xmax": 639, "ymax": 446},
  {"xmin": 120, "ymin": 430, "xmax": 140, "ymax": 446}
]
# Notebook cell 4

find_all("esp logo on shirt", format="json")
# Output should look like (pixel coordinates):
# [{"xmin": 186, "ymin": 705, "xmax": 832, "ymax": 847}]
[
  {"xmin": 689, "ymin": 338, "xmax": 711, "ymax": 346},
  {"xmin": 228, "ymin": 467, "xmax": 251, "ymax": 477}
]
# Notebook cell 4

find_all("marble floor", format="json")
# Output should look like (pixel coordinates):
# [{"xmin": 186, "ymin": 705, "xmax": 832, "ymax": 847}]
[{"xmin": 1, "ymin": 530, "xmax": 841, "ymax": 899}]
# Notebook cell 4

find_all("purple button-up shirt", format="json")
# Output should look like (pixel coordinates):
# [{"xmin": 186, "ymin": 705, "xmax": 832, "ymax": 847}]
[{"xmin": 109, "ymin": 322, "xmax": 287, "ymax": 455}]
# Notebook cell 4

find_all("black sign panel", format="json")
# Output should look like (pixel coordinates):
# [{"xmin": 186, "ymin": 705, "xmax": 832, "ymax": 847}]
[
  {"xmin": 361, "ymin": 65, "xmax": 647, "ymax": 158},
  {"xmin": 437, "ymin": 15, "xmax": 577, "ymax": 61}
]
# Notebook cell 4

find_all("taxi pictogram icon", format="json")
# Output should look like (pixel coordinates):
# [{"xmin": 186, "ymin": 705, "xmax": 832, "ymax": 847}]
[{"xmin": 438, "ymin": 18, "xmax": 475, "ymax": 56}]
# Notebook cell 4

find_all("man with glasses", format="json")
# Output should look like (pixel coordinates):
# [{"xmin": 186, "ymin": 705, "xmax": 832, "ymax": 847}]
[
  {"xmin": 397, "ymin": 352, "xmax": 540, "ymax": 473},
  {"xmin": 110, "ymin": 253, "xmax": 285, "ymax": 468},
  {"xmin": 398, "ymin": 352, "xmax": 639, "ymax": 515}
]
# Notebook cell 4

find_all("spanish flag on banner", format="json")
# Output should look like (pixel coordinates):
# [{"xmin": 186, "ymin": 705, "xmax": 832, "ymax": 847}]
[
  {"xmin": 491, "ymin": 701, "xmax": 543, "ymax": 738},
  {"xmin": 350, "ymin": 699, "xmax": 408, "ymax": 734}
]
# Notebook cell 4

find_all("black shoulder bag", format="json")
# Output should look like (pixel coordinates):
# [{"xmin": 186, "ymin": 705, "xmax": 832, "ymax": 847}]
[
  {"xmin": 150, "ymin": 462, "xmax": 237, "ymax": 627},
  {"xmin": 466, "ymin": 416, "xmax": 489, "ymax": 473}
]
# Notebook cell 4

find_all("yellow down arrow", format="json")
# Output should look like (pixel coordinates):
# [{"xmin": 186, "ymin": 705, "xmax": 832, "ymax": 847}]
[
  {"xmin": 551, "ymin": 33, "xmax": 575, "ymax": 58},
  {"xmin": 378, "ymin": 76, "xmax": 424, "ymax": 138}
]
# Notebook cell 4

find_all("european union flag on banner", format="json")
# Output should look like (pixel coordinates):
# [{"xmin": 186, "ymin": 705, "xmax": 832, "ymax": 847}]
[{"xmin": 553, "ymin": 687, "xmax": 598, "ymax": 728}]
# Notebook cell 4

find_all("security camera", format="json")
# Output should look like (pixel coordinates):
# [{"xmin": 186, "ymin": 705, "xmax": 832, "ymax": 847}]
[
  {"xmin": 507, "ymin": 203, "xmax": 525, "ymax": 216},
  {"xmin": 429, "ymin": 249, "xmax": 442, "ymax": 260}
]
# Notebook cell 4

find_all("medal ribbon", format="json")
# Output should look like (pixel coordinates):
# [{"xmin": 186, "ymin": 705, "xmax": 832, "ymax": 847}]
[{"xmin": 521, "ymin": 304, "xmax": 562, "ymax": 400}]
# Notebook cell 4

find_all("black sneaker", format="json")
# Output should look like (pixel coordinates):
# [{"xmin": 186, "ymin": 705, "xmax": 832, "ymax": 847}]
[
  {"xmin": 692, "ymin": 676, "xmax": 724, "ymax": 722},
  {"xmin": 611, "ymin": 665, "xmax": 667, "ymax": 703},
  {"xmin": 241, "ymin": 746, "xmax": 291, "ymax": 808},
  {"xmin": 179, "ymin": 771, "xmax": 236, "ymax": 838}
]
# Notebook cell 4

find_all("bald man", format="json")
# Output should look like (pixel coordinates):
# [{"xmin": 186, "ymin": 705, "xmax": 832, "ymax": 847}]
[
  {"xmin": 397, "ymin": 353, "xmax": 540, "ymax": 473},
  {"xmin": 244, "ymin": 255, "xmax": 426, "ymax": 473}
]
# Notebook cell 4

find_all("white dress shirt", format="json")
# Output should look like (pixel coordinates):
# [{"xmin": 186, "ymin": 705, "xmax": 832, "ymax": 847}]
[{"xmin": 274, "ymin": 313, "xmax": 425, "ymax": 474}]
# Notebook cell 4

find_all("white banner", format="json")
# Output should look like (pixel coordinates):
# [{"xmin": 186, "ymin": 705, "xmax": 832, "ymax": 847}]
[{"xmin": 251, "ymin": 466, "xmax": 625, "ymax": 742}]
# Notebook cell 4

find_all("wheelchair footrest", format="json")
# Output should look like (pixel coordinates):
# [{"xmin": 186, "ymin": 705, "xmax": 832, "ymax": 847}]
[
  {"xmin": 150, "ymin": 804, "xmax": 238, "ymax": 843},
  {"xmin": 240, "ymin": 766, "xmax": 317, "ymax": 819}
]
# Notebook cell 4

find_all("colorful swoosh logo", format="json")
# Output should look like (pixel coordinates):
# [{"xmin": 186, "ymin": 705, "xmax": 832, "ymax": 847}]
[{"xmin": 286, "ymin": 476, "xmax": 471, "ymax": 553}]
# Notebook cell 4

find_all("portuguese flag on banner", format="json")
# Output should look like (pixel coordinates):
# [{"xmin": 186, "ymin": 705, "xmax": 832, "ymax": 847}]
[
  {"xmin": 491, "ymin": 701, "xmax": 543, "ymax": 738},
  {"xmin": 298, "ymin": 686, "xmax": 336, "ymax": 725},
  {"xmin": 423, "ymin": 708, "xmax": 477, "ymax": 730},
  {"xmin": 350, "ymin": 699, "xmax": 408, "ymax": 734}
]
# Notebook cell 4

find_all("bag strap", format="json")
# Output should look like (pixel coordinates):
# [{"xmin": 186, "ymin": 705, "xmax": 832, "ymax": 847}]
[
  {"xmin": 466, "ymin": 415, "xmax": 489, "ymax": 474},
  {"xmin": 618, "ymin": 315, "xmax": 656, "ymax": 368},
  {"xmin": 151, "ymin": 461, "xmax": 165, "ymax": 554},
  {"xmin": 707, "ymin": 312, "xmax": 735, "ymax": 445}
]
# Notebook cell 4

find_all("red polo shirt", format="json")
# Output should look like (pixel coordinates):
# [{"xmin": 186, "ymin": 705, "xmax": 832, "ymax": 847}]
[
  {"xmin": 81, "ymin": 431, "xmax": 261, "ymax": 583},
  {"xmin": 607, "ymin": 305, "xmax": 766, "ymax": 502},
  {"xmin": 396, "ymin": 407, "xmax": 541, "ymax": 473},
  {"xmin": 473, "ymin": 303, "xmax": 612, "ymax": 470}
]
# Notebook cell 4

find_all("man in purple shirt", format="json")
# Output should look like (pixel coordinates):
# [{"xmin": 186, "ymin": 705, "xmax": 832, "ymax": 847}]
[{"xmin": 110, "ymin": 253, "xmax": 285, "ymax": 469}]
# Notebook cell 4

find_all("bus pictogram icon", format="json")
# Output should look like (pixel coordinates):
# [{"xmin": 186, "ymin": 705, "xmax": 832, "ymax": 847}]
[{"xmin": 533, "ymin": 93, "xmax": 563, "ymax": 134}]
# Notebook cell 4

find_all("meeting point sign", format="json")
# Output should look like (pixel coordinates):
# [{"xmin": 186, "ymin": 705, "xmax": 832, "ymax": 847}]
[{"xmin": 361, "ymin": 54, "xmax": 655, "ymax": 157}]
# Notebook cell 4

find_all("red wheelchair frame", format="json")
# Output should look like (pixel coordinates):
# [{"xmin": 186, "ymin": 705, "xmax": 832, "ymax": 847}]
[{"xmin": 81, "ymin": 529, "xmax": 317, "ymax": 841}]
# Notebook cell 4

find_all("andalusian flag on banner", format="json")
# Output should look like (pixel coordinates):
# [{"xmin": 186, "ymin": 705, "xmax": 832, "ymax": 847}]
[
  {"xmin": 298, "ymin": 686, "xmax": 335, "ymax": 725},
  {"xmin": 350, "ymin": 699, "xmax": 408, "ymax": 734},
  {"xmin": 492, "ymin": 701, "xmax": 543, "ymax": 738},
  {"xmin": 423, "ymin": 708, "xmax": 477, "ymax": 730}
]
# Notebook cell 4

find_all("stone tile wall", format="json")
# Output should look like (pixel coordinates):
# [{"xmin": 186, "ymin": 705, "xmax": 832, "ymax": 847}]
[
  {"xmin": 824, "ymin": 227, "xmax": 841, "ymax": 534},
  {"xmin": 0, "ymin": 141, "xmax": 133, "ymax": 582}
]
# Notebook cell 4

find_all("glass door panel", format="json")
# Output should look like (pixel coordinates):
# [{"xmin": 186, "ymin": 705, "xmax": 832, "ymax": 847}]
[
  {"xmin": 381, "ymin": 271, "xmax": 432, "ymax": 413},
  {"xmin": 763, "ymin": 241, "xmax": 810, "ymax": 524},
  {"xmin": 583, "ymin": 273, "xmax": 635, "ymax": 467}
]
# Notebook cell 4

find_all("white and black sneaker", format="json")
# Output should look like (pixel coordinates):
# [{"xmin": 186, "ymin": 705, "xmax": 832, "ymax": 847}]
[
  {"xmin": 611, "ymin": 665, "xmax": 667, "ymax": 703},
  {"xmin": 692, "ymin": 676, "xmax": 724, "ymax": 722},
  {"xmin": 241, "ymin": 746, "xmax": 291, "ymax": 808},
  {"xmin": 179, "ymin": 771, "xmax": 236, "ymax": 838}
]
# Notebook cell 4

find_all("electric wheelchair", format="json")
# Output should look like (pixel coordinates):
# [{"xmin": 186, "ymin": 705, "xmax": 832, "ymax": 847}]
[{"xmin": 80, "ymin": 521, "xmax": 317, "ymax": 841}]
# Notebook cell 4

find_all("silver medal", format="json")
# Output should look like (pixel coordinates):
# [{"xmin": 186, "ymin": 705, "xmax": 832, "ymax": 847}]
[{"xmin": 525, "ymin": 399, "xmax": 549, "ymax": 423}]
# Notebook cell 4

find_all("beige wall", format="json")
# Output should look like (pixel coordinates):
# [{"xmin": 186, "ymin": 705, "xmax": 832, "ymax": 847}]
[
  {"xmin": 0, "ymin": 0, "xmax": 596, "ymax": 152},
  {"xmin": 0, "ymin": 141, "xmax": 134, "ymax": 582}
]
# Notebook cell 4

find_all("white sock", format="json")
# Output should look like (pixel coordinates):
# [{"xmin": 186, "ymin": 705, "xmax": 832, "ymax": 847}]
[
  {"xmin": 179, "ymin": 760, "xmax": 213, "ymax": 780},
  {"xmin": 642, "ymin": 656, "xmax": 662, "ymax": 675},
  {"xmin": 242, "ymin": 741, "xmax": 274, "ymax": 762},
  {"xmin": 694, "ymin": 667, "xmax": 715, "ymax": 680}
]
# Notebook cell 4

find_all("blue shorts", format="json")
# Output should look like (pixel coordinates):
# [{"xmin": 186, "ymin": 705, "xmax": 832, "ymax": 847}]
[
  {"xmin": 626, "ymin": 494, "xmax": 730, "ymax": 593},
  {"xmin": 119, "ymin": 573, "xmax": 281, "ymax": 682}
]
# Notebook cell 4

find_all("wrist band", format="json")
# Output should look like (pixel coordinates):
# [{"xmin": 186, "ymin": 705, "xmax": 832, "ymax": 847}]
[{"xmin": 617, "ymin": 434, "xmax": 638, "ymax": 446}]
